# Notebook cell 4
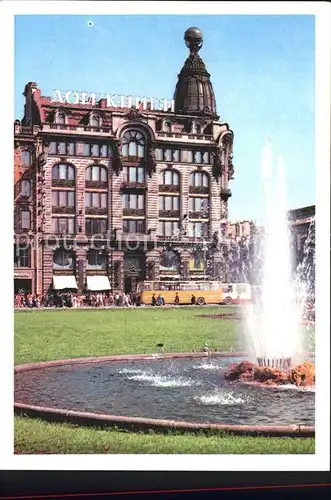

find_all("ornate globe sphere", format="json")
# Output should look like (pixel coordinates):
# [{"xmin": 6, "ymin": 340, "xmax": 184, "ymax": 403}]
[{"xmin": 184, "ymin": 27, "xmax": 203, "ymax": 44}]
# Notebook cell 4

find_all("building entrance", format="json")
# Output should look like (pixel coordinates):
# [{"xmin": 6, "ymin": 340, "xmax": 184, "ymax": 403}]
[
  {"xmin": 14, "ymin": 279, "xmax": 32, "ymax": 294},
  {"xmin": 124, "ymin": 253, "xmax": 145, "ymax": 293}
]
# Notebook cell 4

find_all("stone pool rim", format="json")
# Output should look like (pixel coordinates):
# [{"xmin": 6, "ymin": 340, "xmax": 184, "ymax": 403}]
[{"xmin": 14, "ymin": 352, "xmax": 315, "ymax": 438}]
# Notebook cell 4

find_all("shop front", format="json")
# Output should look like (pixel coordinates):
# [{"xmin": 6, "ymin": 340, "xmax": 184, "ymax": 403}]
[{"xmin": 14, "ymin": 270, "xmax": 34, "ymax": 294}]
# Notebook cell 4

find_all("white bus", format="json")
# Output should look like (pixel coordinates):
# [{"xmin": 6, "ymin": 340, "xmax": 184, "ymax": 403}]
[{"xmin": 221, "ymin": 283, "xmax": 252, "ymax": 305}]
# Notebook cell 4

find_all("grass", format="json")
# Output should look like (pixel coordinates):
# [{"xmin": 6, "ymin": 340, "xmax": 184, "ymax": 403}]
[
  {"xmin": 14, "ymin": 306, "xmax": 241, "ymax": 365},
  {"xmin": 15, "ymin": 417, "xmax": 315, "ymax": 454},
  {"xmin": 14, "ymin": 306, "xmax": 315, "ymax": 454}
]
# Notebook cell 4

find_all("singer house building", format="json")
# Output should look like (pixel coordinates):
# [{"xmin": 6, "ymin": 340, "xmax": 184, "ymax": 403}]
[{"xmin": 14, "ymin": 27, "xmax": 235, "ymax": 295}]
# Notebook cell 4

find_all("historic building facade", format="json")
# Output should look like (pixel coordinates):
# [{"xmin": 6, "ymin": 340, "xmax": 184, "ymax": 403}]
[
  {"xmin": 288, "ymin": 205, "xmax": 315, "ymax": 269},
  {"xmin": 14, "ymin": 27, "xmax": 235, "ymax": 295}
]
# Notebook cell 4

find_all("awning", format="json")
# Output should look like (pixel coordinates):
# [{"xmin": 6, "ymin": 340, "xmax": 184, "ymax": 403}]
[
  {"xmin": 86, "ymin": 276, "xmax": 111, "ymax": 291},
  {"xmin": 53, "ymin": 275, "xmax": 78, "ymax": 290}
]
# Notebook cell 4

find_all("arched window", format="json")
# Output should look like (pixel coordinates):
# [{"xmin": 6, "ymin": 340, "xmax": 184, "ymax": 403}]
[
  {"xmin": 159, "ymin": 170, "xmax": 180, "ymax": 186},
  {"xmin": 52, "ymin": 163, "xmax": 75, "ymax": 183},
  {"xmin": 53, "ymin": 249, "xmax": 75, "ymax": 270},
  {"xmin": 159, "ymin": 250, "xmax": 180, "ymax": 271},
  {"xmin": 56, "ymin": 112, "xmax": 66, "ymax": 125},
  {"xmin": 86, "ymin": 250, "xmax": 108, "ymax": 270},
  {"xmin": 189, "ymin": 171, "xmax": 209, "ymax": 188},
  {"xmin": 21, "ymin": 150, "xmax": 32, "ymax": 166},
  {"xmin": 90, "ymin": 114, "xmax": 101, "ymax": 127},
  {"xmin": 121, "ymin": 130, "xmax": 145, "ymax": 158},
  {"xmin": 20, "ymin": 180, "xmax": 31, "ymax": 197},
  {"xmin": 195, "ymin": 123, "xmax": 202, "ymax": 134},
  {"xmin": 85, "ymin": 165, "xmax": 108, "ymax": 183}
]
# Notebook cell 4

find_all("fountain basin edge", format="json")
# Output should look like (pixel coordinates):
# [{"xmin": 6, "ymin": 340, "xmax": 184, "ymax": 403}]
[{"xmin": 14, "ymin": 352, "xmax": 315, "ymax": 438}]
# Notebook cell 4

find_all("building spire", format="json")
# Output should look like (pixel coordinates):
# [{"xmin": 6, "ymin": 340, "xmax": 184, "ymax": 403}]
[{"xmin": 174, "ymin": 27, "xmax": 218, "ymax": 119}]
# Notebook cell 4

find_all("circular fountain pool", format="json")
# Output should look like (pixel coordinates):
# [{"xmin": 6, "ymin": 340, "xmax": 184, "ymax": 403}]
[{"xmin": 15, "ymin": 355, "xmax": 315, "ymax": 428}]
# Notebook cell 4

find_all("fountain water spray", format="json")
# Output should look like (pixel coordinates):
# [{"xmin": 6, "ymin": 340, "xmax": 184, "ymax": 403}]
[{"xmin": 245, "ymin": 139, "xmax": 304, "ymax": 370}]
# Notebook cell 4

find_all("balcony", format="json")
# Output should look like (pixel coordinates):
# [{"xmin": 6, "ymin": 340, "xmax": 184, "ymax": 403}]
[
  {"xmin": 85, "ymin": 181, "xmax": 108, "ymax": 189},
  {"xmin": 158, "ymin": 184, "xmax": 180, "ymax": 193},
  {"xmin": 189, "ymin": 186, "xmax": 209, "ymax": 195},
  {"xmin": 123, "ymin": 208, "xmax": 145, "ymax": 217},
  {"xmin": 159, "ymin": 210, "xmax": 180, "ymax": 219},
  {"xmin": 52, "ymin": 179, "xmax": 75, "ymax": 188},
  {"xmin": 42, "ymin": 123, "xmax": 113, "ymax": 136},
  {"xmin": 189, "ymin": 211, "xmax": 209, "ymax": 219},
  {"xmin": 85, "ymin": 207, "xmax": 108, "ymax": 216},
  {"xmin": 52, "ymin": 206, "xmax": 75, "ymax": 215},
  {"xmin": 121, "ymin": 181, "xmax": 147, "ymax": 191}
]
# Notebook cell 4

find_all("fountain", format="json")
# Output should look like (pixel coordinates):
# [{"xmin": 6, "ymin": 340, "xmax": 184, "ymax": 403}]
[
  {"xmin": 224, "ymin": 139, "xmax": 315, "ymax": 387},
  {"xmin": 14, "ymin": 137, "xmax": 315, "ymax": 435}
]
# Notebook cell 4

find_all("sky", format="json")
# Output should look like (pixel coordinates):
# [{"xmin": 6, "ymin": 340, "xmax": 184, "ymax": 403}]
[{"xmin": 14, "ymin": 14, "xmax": 315, "ymax": 223}]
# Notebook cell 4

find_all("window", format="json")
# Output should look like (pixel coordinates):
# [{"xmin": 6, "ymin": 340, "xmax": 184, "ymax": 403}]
[
  {"xmin": 164, "ymin": 121, "xmax": 172, "ymax": 132},
  {"xmin": 159, "ymin": 196, "xmax": 179, "ymax": 211},
  {"xmin": 52, "ymin": 217, "xmax": 75, "ymax": 234},
  {"xmin": 185, "ymin": 150, "xmax": 209, "ymax": 164},
  {"xmin": 123, "ymin": 166, "xmax": 144, "ymax": 183},
  {"xmin": 85, "ymin": 165, "xmax": 108, "ymax": 183},
  {"xmin": 195, "ymin": 124, "xmax": 202, "ymax": 134},
  {"xmin": 21, "ymin": 150, "xmax": 32, "ymax": 166},
  {"xmin": 156, "ymin": 149, "xmax": 180, "ymax": 162},
  {"xmin": 21, "ymin": 210, "xmax": 30, "ymax": 230},
  {"xmin": 189, "ymin": 252, "xmax": 204, "ymax": 271},
  {"xmin": 50, "ymin": 141, "xmax": 57, "ymax": 154},
  {"xmin": 91, "ymin": 144, "xmax": 100, "ymax": 157},
  {"xmin": 56, "ymin": 112, "xmax": 66, "ymax": 125},
  {"xmin": 165, "ymin": 149, "xmax": 172, "ymax": 162},
  {"xmin": 68, "ymin": 142, "xmax": 75, "ymax": 156},
  {"xmin": 159, "ymin": 170, "xmax": 179, "ymax": 186},
  {"xmin": 159, "ymin": 250, "xmax": 180, "ymax": 270},
  {"xmin": 20, "ymin": 180, "xmax": 31, "ymax": 197},
  {"xmin": 189, "ymin": 197, "xmax": 209, "ymax": 213},
  {"xmin": 203, "ymin": 152, "xmax": 210, "ymax": 164},
  {"xmin": 87, "ymin": 250, "xmax": 107, "ymax": 270},
  {"xmin": 158, "ymin": 220, "xmax": 180, "ymax": 237},
  {"xmin": 14, "ymin": 244, "xmax": 30, "ymax": 267},
  {"xmin": 85, "ymin": 192, "xmax": 107, "ymax": 208},
  {"xmin": 52, "ymin": 191, "xmax": 75, "ymax": 207},
  {"xmin": 173, "ymin": 150, "xmax": 180, "ymax": 162},
  {"xmin": 195, "ymin": 151, "xmax": 202, "ymax": 163},
  {"xmin": 90, "ymin": 115, "xmax": 101, "ymax": 127},
  {"xmin": 188, "ymin": 222, "xmax": 208, "ymax": 238},
  {"xmin": 189, "ymin": 171, "xmax": 209, "ymax": 187},
  {"xmin": 85, "ymin": 218, "xmax": 107, "ymax": 234},
  {"xmin": 53, "ymin": 249, "xmax": 75, "ymax": 270},
  {"xmin": 100, "ymin": 144, "xmax": 109, "ymax": 158},
  {"xmin": 186, "ymin": 150, "xmax": 194, "ymax": 163},
  {"xmin": 122, "ymin": 193, "xmax": 144, "ymax": 209},
  {"xmin": 121, "ymin": 130, "xmax": 145, "ymax": 158},
  {"xmin": 49, "ymin": 142, "xmax": 77, "ymax": 156},
  {"xmin": 52, "ymin": 164, "xmax": 75, "ymax": 181},
  {"xmin": 83, "ymin": 144, "xmax": 90, "ymax": 157},
  {"xmin": 123, "ymin": 219, "xmax": 145, "ymax": 233}
]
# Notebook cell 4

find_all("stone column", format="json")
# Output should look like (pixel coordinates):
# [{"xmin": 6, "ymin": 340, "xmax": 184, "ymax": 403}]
[
  {"xmin": 112, "ymin": 250, "xmax": 124, "ymax": 291},
  {"xmin": 180, "ymin": 249, "xmax": 191, "ymax": 280},
  {"xmin": 75, "ymin": 247, "xmax": 86, "ymax": 291},
  {"xmin": 145, "ymin": 249, "xmax": 160, "ymax": 281},
  {"xmin": 42, "ymin": 244, "xmax": 54, "ymax": 294}
]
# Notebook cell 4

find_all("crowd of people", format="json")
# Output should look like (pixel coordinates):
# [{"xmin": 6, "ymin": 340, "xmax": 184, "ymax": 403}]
[
  {"xmin": 14, "ymin": 290, "xmax": 142, "ymax": 309},
  {"xmin": 14, "ymin": 290, "xmax": 198, "ymax": 309}
]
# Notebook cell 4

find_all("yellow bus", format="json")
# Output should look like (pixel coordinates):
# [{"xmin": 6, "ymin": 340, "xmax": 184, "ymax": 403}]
[{"xmin": 136, "ymin": 281, "xmax": 224, "ymax": 306}]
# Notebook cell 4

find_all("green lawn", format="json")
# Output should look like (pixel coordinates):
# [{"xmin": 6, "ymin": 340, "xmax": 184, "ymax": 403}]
[{"xmin": 14, "ymin": 307, "xmax": 315, "ymax": 454}]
